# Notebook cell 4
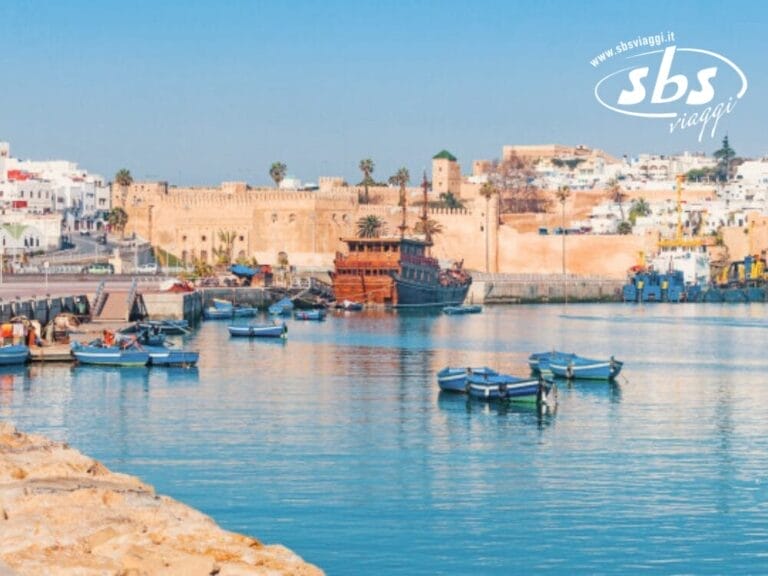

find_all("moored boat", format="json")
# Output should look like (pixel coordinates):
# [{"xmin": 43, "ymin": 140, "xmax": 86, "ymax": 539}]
[
  {"xmin": 142, "ymin": 345, "xmax": 199, "ymax": 367},
  {"xmin": 528, "ymin": 350, "xmax": 576, "ymax": 373},
  {"xmin": 268, "ymin": 297, "xmax": 294, "ymax": 316},
  {"xmin": 466, "ymin": 372, "xmax": 548, "ymax": 402},
  {"xmin": 443, "ymin": 304, "xmax": 482, "ymax": 315},
  {"xmin": 228, "ymin": 322, "xmax": 287, "ymax": 339},
  {"xmin": 71, "ymin": 342, "xmax": 150, "ymax": 367},
  {"xmin": 0, "ymin": 344, "xmax": 30, "ymax": 365},
  {"xmin": 548, "ymin": 354, "xmax": 623, "ymax": 380},
  {"xmin": 436, "ymin": 366, "xmax": 498, "ymax": 393},
  {"xmin": 336, "ymin": 299, "xmax": 363, "ymax": 311},
  {"xmin": 294, "ymin": 309, "xmax": 326, "ymax": 321},
  {"xmin": 203, "ymin": 305, "xmax": 258, "ymax": 320}
]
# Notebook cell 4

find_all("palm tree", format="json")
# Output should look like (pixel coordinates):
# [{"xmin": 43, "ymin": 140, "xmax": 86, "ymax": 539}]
[
  {"xmin": 714, "ymin": 136, "xmax": 736, "ymax": 182},
  {"xmin": 107, "ymin": 207, "xmax": 128, "ymax": 239},
  {"xmin": 115, "ymin": 169, "xmax": 133, "ymax": 187},
  {"xmin": 605, "ymin": 178, "xmax": 627, "ymax": 222},
  {"xmin": 628, "ymin": 198, "xmax": 651, "ymax": 225},
  {"xmin": 269, "ymin": 162, "xmax": 287, "ymax": 188},
  {"xmin": 555, "ymin": 185, "xmax": 571, "ymax": 303},
  {"xmin": 479, "ymin": 182, "xmax": 497, "ymax": 273},
  {"xmin": 357, "ymin": 215, "xmax": 386, "ymax": 238},
  {"xmin": 114, "ymin": 168, "xmax": 133, "ymax": 207},
  {"xmin": 389, "ymin": 167, "xmax": 410, "ymax": 204},
  {"xmin": 359, "ymin": 158, "xmax": 375, "ymax": 204},
  {"xmin": 413, "ymin": 218, "xmax": 443, "ymax": 238},
  {"xmin": 214, "ymin": 229, "xmax": 237, "ymax": 265}
]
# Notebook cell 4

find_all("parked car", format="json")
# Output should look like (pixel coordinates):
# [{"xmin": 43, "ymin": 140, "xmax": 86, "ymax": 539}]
[
  {"xmin": 82, "ymin": 263, "xmax": 114, "ymax": 275},
  {"xmin": 136, "ymin": 262, "xmax": 158, "ymax": 274}
]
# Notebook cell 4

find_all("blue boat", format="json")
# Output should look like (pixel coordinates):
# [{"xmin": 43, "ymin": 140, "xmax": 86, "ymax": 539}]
[
  {"xmin": 268, "ymin": 297, "xmax": 294, "ymax": 316},
  {"xmin": 294, "ymin": 309, "xmax": 326, "ymax": 321},
  {"xmin": 71, "ymin": 342, "xmax": 150, "ymax": 367},
  {"xmin": 203, "ymin": 305, "xmax": 258, "ymax": 320},
  {"xmin": 528, "ymin": 350, "xmax": 576, "ymax": 373},
  {"xmin": 228, "ymin": 322, "xmax": 287, "ymax": 338},
  {"xmin": 436, "ymin": 366, "xmax": 498, "ymax": 393},
  {"xmin": 548, "ymin": 354, "xmax": 623, "ymax": 380},
  {"xmin": 443, "ymin": 305, "xmax": 482, "ymax": 315},
  {"xmin": 467, "ymin": 372, "xmax": 556, "ymax": 404},
  {"xmin": 0, "ymin": 344, "xmax": 30, "ymax": 365},
  {"xmin": 142, "ymin": 344, "xmax": 199, "ymax": 367}
]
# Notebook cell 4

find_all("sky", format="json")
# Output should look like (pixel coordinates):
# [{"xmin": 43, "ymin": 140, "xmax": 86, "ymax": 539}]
[{"xmin": 0, "ymin": 0, "xmax": 766, "ymax": 186}]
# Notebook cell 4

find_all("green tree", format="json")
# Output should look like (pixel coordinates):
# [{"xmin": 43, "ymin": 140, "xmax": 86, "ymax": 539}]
[
  {"xmin": 192, "ymin": 257, "xmax": 214, "ymax": 278},
  {"xmin": 714, "ymin": 136, "xmax": 736, "ymax": 182},
  {"xmin": 359, "ymin": 158, "xmax": 375, "ymax": 204},
  {"xmin": 605, "ymin": 178, "xmax": 627, "ymax": 221},
  {"xmin": 115, "ymin": 168, "xmax": 133, "ymax": 187},
  {"xmin": 107, "ymin": 207, "xmax": 128, "ymax": 239},
  {"xmin": 388, "ymin": 167, "xmax": 410, "ymax": 206},
  {"xmin": 413, "ymin": 218, "xmax": 443, "ymax": 238},
  {"xmin": 439, "ymin": 191, "xmax": 464, "ymax": 210},
  {"xmin": 213, "ymin": 229, "xmax": 237, "ymax": 265},
  {"xmin": 617, "ymin": 220, "xmax": 633, "ymax": 235},
  {"xmin": 269, "ymin": 162, "xmax": 287, "ymax": 188},
  {"xmin": 356, "ymin": 215, "xmax": 386, "ymax": 238},
  {"xmin": 114, "ymin": 168, "xmax": 133, "ymax": 207},
  {"xmin": 628, "ymin": 198, "xmax": 651, "ymax": 225}
]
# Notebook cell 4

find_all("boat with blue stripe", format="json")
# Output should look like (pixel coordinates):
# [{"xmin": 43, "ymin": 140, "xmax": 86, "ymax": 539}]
[
  {"xmin": 71, "ymin": 342, "xmax": 150, "ymax": 367},
  {"xmin": 228, "ymin": 322, "xmax": 287, "ymax": 338},
  {"xmin": 548, "ymin": 354, "xmax": 623, "ymax": 380},
  {"xmin": 466, "ymin": 372, "xmax": 556, "ymax": 404},
  {"xmin": 436, "ymin": 366, "xmax": 498, "ymax": 393}
]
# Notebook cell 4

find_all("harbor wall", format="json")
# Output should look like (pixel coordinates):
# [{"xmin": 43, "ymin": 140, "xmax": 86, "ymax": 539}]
[{"xmin": 468, "ymin": 274, "xmax": 624, "ymax": 304}]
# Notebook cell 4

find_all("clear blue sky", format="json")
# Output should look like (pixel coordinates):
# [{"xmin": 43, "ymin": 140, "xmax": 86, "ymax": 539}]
[{"xmin": 0, "ymin": 0, "xmax": 765, "ymax": 185}]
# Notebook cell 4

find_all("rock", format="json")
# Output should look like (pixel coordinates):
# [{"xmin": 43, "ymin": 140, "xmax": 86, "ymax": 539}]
[{"xmin": 0, "ymin": 422, "xmax": 324, "ymax": 575}]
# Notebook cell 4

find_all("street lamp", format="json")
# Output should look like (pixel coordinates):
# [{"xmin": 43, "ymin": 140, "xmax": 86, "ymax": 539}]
[{"xmin": 556, "ymin": 185, "xmax": 571, "ymax": 304}]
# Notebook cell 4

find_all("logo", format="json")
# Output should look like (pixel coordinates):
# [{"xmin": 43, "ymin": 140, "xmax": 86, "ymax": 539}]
[{"xmin": 590, "ymin": 33, "xmax": 747, "ymax": 142}]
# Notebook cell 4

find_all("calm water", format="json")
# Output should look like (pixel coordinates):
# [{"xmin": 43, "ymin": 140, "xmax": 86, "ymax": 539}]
[{"xmin": 3, "ymin": 304, "xmax": 768, "ymax": 574}]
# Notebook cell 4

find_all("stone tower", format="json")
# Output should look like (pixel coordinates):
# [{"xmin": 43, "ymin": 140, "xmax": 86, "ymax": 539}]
[{"xmin": 432, "ymin": 150, "xmax": 461, "ymax": 195}]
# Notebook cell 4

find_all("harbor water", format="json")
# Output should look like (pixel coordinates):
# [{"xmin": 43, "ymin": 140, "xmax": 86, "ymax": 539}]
[{"xmin": 3, "ymin": 304, "xmax": 768, "ymax": 574}]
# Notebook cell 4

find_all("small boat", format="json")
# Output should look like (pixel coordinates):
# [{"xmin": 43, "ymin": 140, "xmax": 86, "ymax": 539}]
[
  {"xmin": 436, "ymin": 366, "xmax": 498, "ymax": 393},
  {"xmin": 443, "ymin": 304, "xmax": 482, "ymax": 315},
  {"xmin": 203, "ymin": 305, "xmax": 258, "ymax": 320},
  {"xmin": 212, "ymin": 298, "xmax": 234, "ymax": 310},
  {"xmin": 467, "ymin": 372, "xmax": 556, "ymax": 404},
  {"xmin": 268, "ymin": 297, "xmax": 294, "ymax": 316},
  {"xmin": 142, "ymin": 344, "xmax": 199, "ymax": 367},
  {"xmin": 528, "ymin": 350, "xmax": 576, "ymax": 373},
  {"xmin": 120, "ymin": 320, "xmax": 190, "ymax": 335},
  {"xmin": 294, "ymin": 309, "xmax": 326, "ymax": 321},
  {"xmin": 548, "ymin": 354, "xmax": 623, "ymax": 380},
  {"xmin": 71, "ymin": 341, "xmax": 149, "ymax": 367},
  {"xmin": 228, "ymin": 322, "xmax": 287, "ymax": 339},
  {"xmin": 0, "ymin": 344, "xmax": 30, "ymax": 365},
  {"xmin": 335, "ymin": 300, "xmax": 363, "ymax": 311}
]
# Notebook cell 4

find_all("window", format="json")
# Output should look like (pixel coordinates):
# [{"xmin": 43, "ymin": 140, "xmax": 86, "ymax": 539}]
[{"xmin": 201, "ymin": 235, "xmax": 207, "ymax": 242}]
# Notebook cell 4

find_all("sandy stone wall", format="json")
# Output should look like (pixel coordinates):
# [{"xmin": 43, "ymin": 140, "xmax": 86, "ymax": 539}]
[{"xmin": 0, "ymin": 422, "xmax": 323, "ymax": 575}]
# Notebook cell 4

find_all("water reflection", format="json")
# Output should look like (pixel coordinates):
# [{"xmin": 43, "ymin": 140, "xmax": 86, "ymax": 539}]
[{"xmin": 436, "ymin": 390, "xmax": 557, "ymax": 427}]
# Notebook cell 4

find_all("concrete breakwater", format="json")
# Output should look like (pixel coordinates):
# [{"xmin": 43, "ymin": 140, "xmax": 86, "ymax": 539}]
[
  {"xmin": 0, "ymin": 422, "xmax": 323, "ymax": 575},
  {"xmin": 0, "ymin": 295, "xmax": 89, "ymax": 325},
  {"xmin": 468, "ymin": 273, "xmax": 623, "ymax": 304}
]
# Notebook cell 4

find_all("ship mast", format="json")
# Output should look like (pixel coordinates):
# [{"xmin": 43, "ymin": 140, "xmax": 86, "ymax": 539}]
[
  {"xmin": 658, "ymin": 173, "xmax": 701, "ymax": 250},
  {"xmin": 420, "ymin": 171, "xmax": 432, "ymax": 246},
  {"xmin": 398, "ymin": 184, "xmax": 407, "ymax": 239}
]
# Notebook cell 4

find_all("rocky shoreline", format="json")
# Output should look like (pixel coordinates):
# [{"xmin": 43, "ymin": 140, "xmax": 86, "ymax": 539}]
[{"xmin": 0, "ymin": 422, "xmax": 323, "ymax": 575}]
